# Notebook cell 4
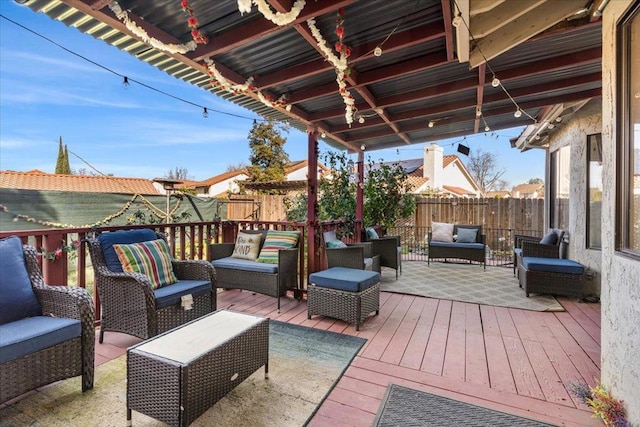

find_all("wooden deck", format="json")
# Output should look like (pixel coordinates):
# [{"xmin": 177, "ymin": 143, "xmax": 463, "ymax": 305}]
[{"xmin": 93, "ymin": 279, "xmax": 601, "ymax": 426}]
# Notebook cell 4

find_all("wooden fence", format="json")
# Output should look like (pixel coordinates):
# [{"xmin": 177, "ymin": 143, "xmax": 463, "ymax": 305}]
[{"xmin": 227, "ymin": 194, "xmax": 289, "ymax": 221}]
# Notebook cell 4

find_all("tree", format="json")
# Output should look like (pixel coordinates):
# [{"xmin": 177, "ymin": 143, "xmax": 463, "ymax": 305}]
[
  {"xmin": 245, "ymin": 120, "xmax": 290, "ymax": 194},
  {"xmin": 284, "ymin": 151, "xmax": 416, "ymax": 236},
  {"xmin": 225, "ymin": 162, "xmax": 248, "ymax": 172},
  {"xmin": 165, "ymin": 167, "xmax": 191, "ymax": 180},
  {"xmin": 528, "ymin": 177, "xmax": 544, "ymax": 184},
  {"xmin": 466, "ymin": 148, "xmax": 506, "ymax": 193},
  {"xmin": 54, "ymin": 136, "xmax": 71, "ymax": 174}
]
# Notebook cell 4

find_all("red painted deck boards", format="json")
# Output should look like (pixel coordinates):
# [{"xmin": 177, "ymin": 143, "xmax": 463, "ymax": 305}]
[{"xmin": 93, "ymin": 288, "xmax": 601, "ymax": 426}]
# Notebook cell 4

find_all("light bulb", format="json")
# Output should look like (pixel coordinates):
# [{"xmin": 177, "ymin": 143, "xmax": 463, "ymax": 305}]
[
  {"xmin": 359, "ymin": 116, "xmax": 365, "ymax": 124},
  {"xmin": 321, "ymin": 131, "xmax": 326, "ymax": 138},
  {"xmin": 485, "ymin": 125, "xmax": 490, "ymax": 132},
  {"xmin": 547, "ymin": 123, "xmax": 555, "ymax": 129},
  {"xmin": 491, "ymin": 77, "xmax": 500, "ymax": 87},
  {"xmin": 202, "ymin": 107, "xmax": 209, "ymax": 118},
  {"xmin": 428, "ymin": 121, "xmax": 434, "ymax": 128},
  {"xmin": 373, "ymin": 46, "xmax": 383, "ymax": 57},
  {"xmin": 360, "ymin": 144, "xmax": 366, "ymax": 151},
  {"xmin": 476, "ymin": 107, "xmax": 482, "ymax": 117},
  {"xmin": 452, "ymin": 15, "xmax": 462, "ymax": 28},
  {"xmin": 514, "ymin": 109, "xmax": 522, "ymax": 118},
  {"xmin": 122, "ymin": 76, "xmax": 130, "ymax": 89}
]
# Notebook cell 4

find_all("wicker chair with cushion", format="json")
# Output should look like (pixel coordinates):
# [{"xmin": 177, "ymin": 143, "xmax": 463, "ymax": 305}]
[
  {"xmin": 1, "ymin": 236, "xmax": 94, "ymax": 404},
  {"xmin": 513, "ymin": 228, "xmax": 565, "ymax": 275},
  {"xmin": 323, "ymin": 231, "xmax": 381, "ymax": 272},
  {"xmin": 88, "ymin": 229, "xmax": 216, "ymax": 343},
  {"xmin": 362, "ymin": 226, "xmax": 402, "ymax": 279}
]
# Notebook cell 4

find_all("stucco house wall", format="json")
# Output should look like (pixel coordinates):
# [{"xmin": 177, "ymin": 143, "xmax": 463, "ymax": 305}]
[
  {"xmin": 441, "ymin": 160, "xmax": 480, "ymax": 195},
  {"xmin": 546, "ymin": 100, "xmax": 602, "ymax": 296},
  {"xmin": 602, "ymin": 0, "xmax": 640, "ymax": 421}
]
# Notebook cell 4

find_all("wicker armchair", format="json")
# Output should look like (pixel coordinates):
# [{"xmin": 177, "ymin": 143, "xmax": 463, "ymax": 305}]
[
  {"xmin": 513, "ymin": 229, "xmax": 565, "ymax": 275},
  {"xmin": 362, "ymin": 227, "xmax": 402, "ymax": 279},
  {"xmin": 323, "ymin": 231, "xmax": 381, "ymax": 272},
  {"xmin": 1, "ymin": 242, "xmax": 94, "ymax": 403},
  {"xmin": 88, "ymin": 230, "xmax": 216, "ymax": 343}
]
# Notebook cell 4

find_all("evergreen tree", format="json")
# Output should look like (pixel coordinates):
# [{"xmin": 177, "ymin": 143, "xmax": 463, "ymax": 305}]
[
  {"xmin": 245, "ymin": 120, "xmax": 290, "ymax": 194},
  {"xmin": 54, "ymin": 137, "xmax": 71, "ymax": 174},
  {"xmin": 54, "ymin": 137, "xmax": 65, "ymax": 174},
  {"xmin": 62, "ymin": 144, "xmax": 71, "ymax": 174}
]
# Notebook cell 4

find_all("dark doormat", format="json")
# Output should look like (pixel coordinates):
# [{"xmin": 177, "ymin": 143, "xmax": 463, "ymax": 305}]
[{"xmin": 373, "ymin": 384, "xmax": 555, "ymax": 427}]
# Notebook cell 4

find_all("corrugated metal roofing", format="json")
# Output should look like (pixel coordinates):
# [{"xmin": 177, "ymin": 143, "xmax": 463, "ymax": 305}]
[{"xmin": 19, "ymin": 0, "xmax": 602, "ymax": 153}]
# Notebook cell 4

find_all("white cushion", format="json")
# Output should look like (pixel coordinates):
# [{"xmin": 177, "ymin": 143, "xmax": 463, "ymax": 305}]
[{"xmin": 431, "ymin": 222, "xmax": 454, "ymax": 242}]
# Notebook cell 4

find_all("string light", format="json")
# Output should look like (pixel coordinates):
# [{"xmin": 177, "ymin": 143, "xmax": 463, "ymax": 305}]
[
  {"xmin": 485, "ymin": 125, "xmax": 490, "ymax": 132},
  {"xmin": 202, "ymin": 107, "xmax": 209, "ymax": 118},
  {"xmin": 428, "ymin": 121, "xmax": 435, "ymax": 128},
  {"xmin": 122, "ymin": 76, "xmax": 130, "ymax": 88},
  {"xmin": 514, "ymin": 109, "xmax": 522, "ymax": 118},
  {"xmin": 491, "ymin": 77, "xmax": 500, "ymax": 87},
  {"xmin": 373, "ymin": 46, "xmax": 383, "ymax": 57},
  {"xmin": 360, "ymin": 144, "xmax": 366, "ymax": 151},
  {"xmin": 475, "ymin": 106, "xmax": 482, "ymax": 117},
  {"xmin": 452, "ymin": 15, "xmax": 462, "ymax": 28},
  {"xmin": 321, "ymin": 131, "xmax": 326, "ymax": 138},
  {"xmin": 358, "ymin": 116, "xmax": 365, "ymax": 124}
]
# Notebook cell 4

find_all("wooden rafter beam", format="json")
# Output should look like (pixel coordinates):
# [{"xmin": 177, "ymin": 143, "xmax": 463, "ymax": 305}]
[
  {"xmin": 469, "ymin": 0, "xmax": 506, "ymax": 17},
  {"xmin": 471, "ymin": 0, "xmax": 546, "ymax": 38},
  {"xmin": 453, "ymin": 0, "xmax": 470, "ymax": 63},
  {"xmin": 469, "ymin": 0, "xmax": 587, "ymax": 68},
  {"xmin": 441, "ymin": 0, "xmax": 455, "ymax": 61},
  {"xmin": 253, "ymin": 21, "xmax": 445, "ymax": 89},
  {"xmin": 190, "ymin": 0, "xmax": 356, "ymax": 61}
]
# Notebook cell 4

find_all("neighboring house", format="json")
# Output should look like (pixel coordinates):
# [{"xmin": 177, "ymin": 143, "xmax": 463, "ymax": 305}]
[
  {"xmin": 485, "ymin": 190, "xmax": 511, "ymax": 198},
  {"xmin": 191, "ymin": 160, "xmax": 329, "ymax": 198},
  {"xmin": 0, "ymin": 170, "xmax": 160, "ymax": 195},
  {"xmin": 511, "ymin": 183, "xmax": 544, "ymax": 199},
  {"xmin": 377, "ymin": 143, "xmax": 483, "ymax": 197}
]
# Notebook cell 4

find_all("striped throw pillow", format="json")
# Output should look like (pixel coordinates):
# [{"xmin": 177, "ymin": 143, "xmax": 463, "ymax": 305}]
[
  {"xmin": 257, "ymin": 230, "xmax": 300, "ymax": 264},
  {"xmin": 113, "ymin": 239, "xmax": 177, "ymax": 289}
]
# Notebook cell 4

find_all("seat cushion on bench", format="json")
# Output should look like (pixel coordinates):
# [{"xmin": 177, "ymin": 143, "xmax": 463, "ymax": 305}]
[
  {"xmin": 309, "ymin": 267, "xmax": 380, "ymax": 292},
  {"xmin": 0, "ymin": 236, "xmax": 42, "ymax": 325},
  {"xmin": 0, "ymin": 316, "xmax": 81, "ymax": 364},
  {"xmin": 154, "ymin": 280, "xmax": 212, "ymax": 309},
  {"xmin": 521, "ymin": 257, "xmax": 585, "ymax": 275},
  {"xmin": 429, "ymin": 241, "xmax": 484, "ymax": 250},
  {"xmin": 211, "ymin": 257, "xmax": 278, "ymax": 274}
]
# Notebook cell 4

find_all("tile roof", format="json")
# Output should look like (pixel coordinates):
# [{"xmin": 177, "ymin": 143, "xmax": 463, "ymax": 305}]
[
  {"xmin": 443, "ymin": 185, "xmax": 476, "ymax": 196},
  {"xmin": 0, "ymin": 171, "xmax": 159, "ymax": 195},
  {"xmin": 512, "ymin": 183, "xmax": 544, "ymax": 194}
]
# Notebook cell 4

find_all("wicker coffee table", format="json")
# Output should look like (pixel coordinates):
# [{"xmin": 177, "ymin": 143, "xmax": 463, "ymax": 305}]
[{"xmin": 126, "ymin": 310, "xmax": 269, "ymax": 427}]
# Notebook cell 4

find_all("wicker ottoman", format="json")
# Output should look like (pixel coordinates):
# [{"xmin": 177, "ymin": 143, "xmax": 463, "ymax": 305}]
[
  {"xmin": 518, "ymin": 257, "xmax": 585, "ymax": 300},
  {"xmin": 308, "ymin": 267, "xmax": 381, "ymax": 331}
]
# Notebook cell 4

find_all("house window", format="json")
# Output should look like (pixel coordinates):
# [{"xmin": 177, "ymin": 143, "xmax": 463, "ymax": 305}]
[
  {"xmin": 550, "ymin": 145, "xmax": 571, "ymax": 230},
  {"xmin": 617, "ymin": 3, "xmax": 640, "ymax": 256},
  {"xmin": 587, "ymin": 134, "xmax": 602, "ymax": 249}
]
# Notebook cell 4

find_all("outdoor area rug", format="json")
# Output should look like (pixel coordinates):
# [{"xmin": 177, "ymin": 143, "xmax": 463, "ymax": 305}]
[
  {"xmin": 0, "ymin": 321, "xmax": 366, "ymax": 427},
  {"xmin": 373, "ymin": 384, "xmax": 553, "ymax": 426},
  {"xmin": 380, "ymin": 261, "xmax": 564, "ymax": 311}
]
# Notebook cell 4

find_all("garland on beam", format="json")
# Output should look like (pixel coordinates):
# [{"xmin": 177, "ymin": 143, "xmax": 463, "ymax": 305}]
[
  {"xmin": 180, "ymin": 0, "xmax": 209, "ymax": 44},
  {"xmin": 109, "ymin": 2, "xmax": 198, "ymax": 54},
  {"xmin": 237, "ymin": 0, "xmax": 306, "ymax": 26}
]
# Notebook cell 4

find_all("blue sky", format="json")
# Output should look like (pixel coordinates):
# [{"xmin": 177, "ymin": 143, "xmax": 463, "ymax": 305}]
[{"xmin": 0, "ymin": 2, "xmax": 544, "ymax": 186}]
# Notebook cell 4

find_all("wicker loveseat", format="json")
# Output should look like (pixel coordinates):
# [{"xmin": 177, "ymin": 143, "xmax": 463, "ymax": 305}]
[
  {"xmin": 88, "ymin": 229, "xmax": 216, "ymax": 343},
  {"xmin": 427, "ymin": 223, "xmax": 486, "ymax": 269},
  {"xmin": 1, "ymin": 237, "xmax": 94, "ymax": 404},
  {"xmin": 208, "ymin": 229, "xmax": 300, "ymax": 311}
]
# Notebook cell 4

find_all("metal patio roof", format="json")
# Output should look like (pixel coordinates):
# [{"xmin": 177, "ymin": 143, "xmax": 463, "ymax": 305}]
[{"xmin": 18, "ymin": 0, "xmax": 604, "ymax": 153}]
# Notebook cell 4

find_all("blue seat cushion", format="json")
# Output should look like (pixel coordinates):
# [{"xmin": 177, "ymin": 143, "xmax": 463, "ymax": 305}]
[
  {"xmin": 429, "ymin": 241, "xmax": 484, "ymax": 250},
  {"xmin": 0, "ymin": 316, "xmax": 81, "ymax": 364},
  {"xmin": 154, "ymin": 280, "xmax": 212, "ymax": 309},
  {"xmin": 98, "ymin": 229, "xmax": 158, "ymax": 272},
  {"xmin": 309, "ymin": 267, "xmax": 380, "ymax": 292},
  {"xmin": 0, "ymin": 236, "xmax": 42, "ymax": 325},
  {"xmin": 521, "ymin": 257, "xmax": 585, "ymax": 275},
  {"xmin": 211, "ymin": 257, "xmax": 278, "ymax": 274}
]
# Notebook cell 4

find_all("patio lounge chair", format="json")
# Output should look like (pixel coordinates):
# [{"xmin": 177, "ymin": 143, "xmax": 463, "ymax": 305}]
[
  {"xmin": 323, "ymin": 231, "xmax": 381, "ymax": 272},
  {"xmin": 362, "ymin": 226, "xmax": 402, "ymax": 279},
  {"xmin": 513, "ymin": 228, "xmax": 565, "ymax": 275},
  {"xmin": 0, "ymin": 236, "xmax": 94, "ymax": 403},
  {"xmin": 88, "ymin": 229, "xmax": 216, "ymax": 343}
]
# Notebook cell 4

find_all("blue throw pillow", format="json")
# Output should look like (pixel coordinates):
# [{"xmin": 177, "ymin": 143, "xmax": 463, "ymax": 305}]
[
  {"xmin": 539, "ymin": 231, "xmax": 558, "ymax": 245},
  {"xmin": 326, "ymin": 240, "xmax": 348, "ymax": 249},
  {"xmin": 0, "ymin": 236, "xmax": 42, "ymax": 325},
  {"xmin": 98, "ymin": 229, "xmax": 158, "ymax": 272},
  {"xmin": 456, "ymin": 228, "xmax": 478, "ymax": 243},
  {"xmin": 366, "ymin": 227, "xmax": 379, "ymax": 240}
]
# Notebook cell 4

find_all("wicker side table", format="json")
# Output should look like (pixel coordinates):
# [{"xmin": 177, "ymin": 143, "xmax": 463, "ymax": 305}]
[
  {"xmin": 308, "ymin": 267, "xmax": 381, "ymax": 331},
  {"xmin": 127, "ymin": 310, "xmax": 269, "ymax": 427}
]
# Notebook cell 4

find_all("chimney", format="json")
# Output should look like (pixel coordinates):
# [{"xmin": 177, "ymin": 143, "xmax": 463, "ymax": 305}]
[{"xmin": 423, "ymin": 143, "xmax": 443, "ymax": 189}]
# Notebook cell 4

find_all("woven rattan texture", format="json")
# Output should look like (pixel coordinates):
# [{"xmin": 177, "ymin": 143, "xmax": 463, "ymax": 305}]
[
  {"xmin": 88, "ymin": 233, "xmax": 216, "ymax": 342},
  {"xmin": 308, "ymin": 282, "xmax": 380, "ymax": 330},
  {"xmin": 374, "ymin": 384, "xmax": 553, "ymax": 426},
  {"xmin": 127, "ymin": 314, "xmax": 269, "ymax": 427},
  {"xmin": 518, "ymin": 264, "xmax": 584, "ymax": 299},
  {"xmin": 0, "ymin": 245, "xmax": 95, "ymax": 403}
]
